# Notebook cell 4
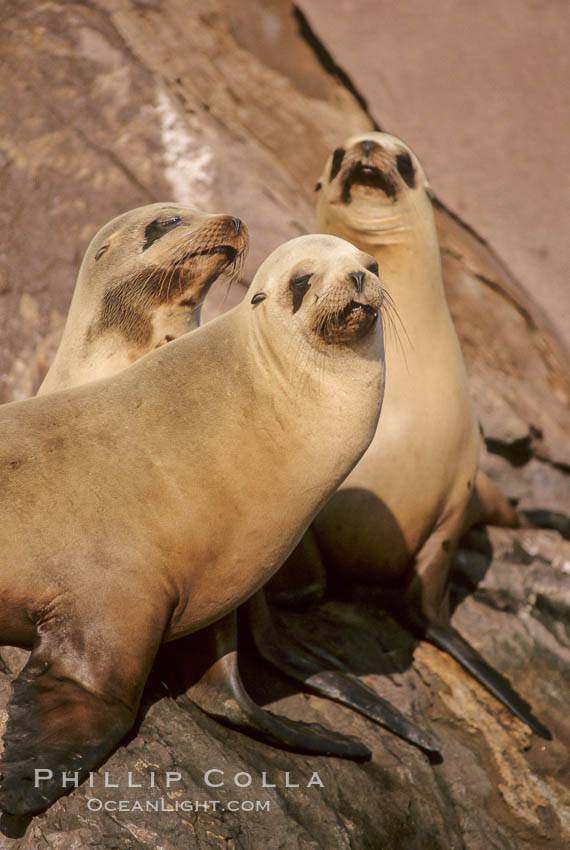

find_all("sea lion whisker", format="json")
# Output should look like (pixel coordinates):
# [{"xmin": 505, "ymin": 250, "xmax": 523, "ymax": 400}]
[
  {"xmin": 382, "ymin": 291, "xmax": 409, "ymax": 361},
  {"xmin": 154, "ymin": 265, "xmax": 171, "ymax": 302},
  {"xmin": 164, "ymin": 266, "xmax": 178, "ymax": 302},
  {"xmin": 220, "ymin": 245, "xmax": 248, "ymax": 306}
]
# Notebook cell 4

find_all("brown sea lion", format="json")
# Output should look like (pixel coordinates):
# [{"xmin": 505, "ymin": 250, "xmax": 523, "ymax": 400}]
[
  {"xmin": 0, "ymin": 234, "xmax": 387, "ymax": 815},
  {"xmin": 259, "ymin": 132, "xmax": 551, "ymax": 739}
]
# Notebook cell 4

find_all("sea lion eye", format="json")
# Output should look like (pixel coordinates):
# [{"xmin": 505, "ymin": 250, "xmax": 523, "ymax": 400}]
[
  {"xmin": 367, "ymin": 261, "xmax": 379, "ymax": 276},
  {"xmin": 94, "ymin": 244, "xmax": 109, "ymax": 261},
  {"xmin": 142, "ymin": 215, "xmax": 183, "ymax": 251},
  {"xmin": 251, "ymin": 292, "xmax": 267, "ymax": 305},
  {"xmin": 314, "ymin": 182, "xmax": 322, "ymax": 192},
  {"xmin": 290, "ymin": 274, "xmax": 312, "ymax": 291},
  {"xmin": 396, "ymin": 152, "xmax": 416, "ymax": 188},
  {"xmin": 289, "ymin": 274, "xmax": 312, "ymax": 314},
  {"xmin": 329, "ymin": 148, "xmax": 345, "ymax": 182}
]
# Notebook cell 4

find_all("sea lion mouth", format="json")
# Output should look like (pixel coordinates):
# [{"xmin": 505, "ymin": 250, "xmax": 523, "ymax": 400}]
[
  {"xmin": 174, "ymin": 244, "xmax": 238, "ymax": 265},
  {"xmin": 341, "ymin": 162, "xmax": 397, "ymax": 204},
  {"xmin": 320, "ymin": 299, "xmax": 378, "ymax": 344}
]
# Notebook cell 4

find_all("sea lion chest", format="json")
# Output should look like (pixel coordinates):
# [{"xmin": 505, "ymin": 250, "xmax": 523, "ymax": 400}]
[{"xmin": 314, "ymin": 241, "xmax": 479, "ymax": 576}]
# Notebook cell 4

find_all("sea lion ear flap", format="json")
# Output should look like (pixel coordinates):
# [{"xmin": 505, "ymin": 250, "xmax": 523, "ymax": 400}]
[
  {"xmin": 419, "ymin": 163, "xmax": 434, "ymax": 199},
  {"xmin": 314, "ymin": 182, "xmax": 322, "ymax": 192},
  {"xmin": 251, "ymin": 292, "xmax": 267, "ymax": 305},
  {"xmin": 94, "ymin": 244, "xmax": 110, "ymax": 261}
]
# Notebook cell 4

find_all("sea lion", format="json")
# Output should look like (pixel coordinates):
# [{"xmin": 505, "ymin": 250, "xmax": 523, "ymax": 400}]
[
  {"xmin": 30, "ymin": 203, "xmax": 441, "ymax": 761},
  {"xmin": 31, "ymin": 202, "xmax": 442, "ymax": 765},
  {"xmin": 259, "ymin": 132, "xmax": 550, "ymax": 739},
  {"xmin": 38, "ymin": 202, "xmax": 247, "ymax": 395},
  {"xmin": 0, "ymin": 234, "xmax": 386, "ymax": 815}
]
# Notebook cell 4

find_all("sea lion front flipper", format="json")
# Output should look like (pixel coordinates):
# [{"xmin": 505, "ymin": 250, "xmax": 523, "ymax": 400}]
[
  {"xmin": 424, "ymin": 621, "xmax": 552, "ymax": 740},
  {"xmin": 245, "ymin": 592, "xmax": 441, "ymax": 754},
  {"xmin": 181, "ymin": 611, "xmax": 370, "ymax": 759},
  {"xmin": 0, "ymin": 607, "xmax": 163, "ymax": 816}
]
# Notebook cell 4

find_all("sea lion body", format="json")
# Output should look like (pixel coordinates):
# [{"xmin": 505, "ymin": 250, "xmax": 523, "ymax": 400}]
[
  {"xmin": 0, "ymin": 234, "xmax": 386, "ymax": 814},
  {"xmin": 267, "ymin": 133, "xmax": 549, "ymax": 739},
  {"xmin": 0, "ymin": 201, "xmax": 246, "ymax": 674},
  {"xmin": 312, "ymin": 133, "xmax": 481, "ymax": 595},
  {"xmin": 5, "ymin": 310, "xmax": 381, "ymax": 640},
  {"xmin": 39, "ymin": 202, "xmax": 247, "ymax": 394},
  {"xmin": 25, "ymin": 200, "xmax": 439, "ymax": 765},
  {"xmin": 305, "ymin": 132, "xmax": 516, "ymax": 608}
]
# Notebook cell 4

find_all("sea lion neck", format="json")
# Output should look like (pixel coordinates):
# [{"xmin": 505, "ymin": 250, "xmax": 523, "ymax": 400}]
[
  {"xmin": 318, "ymin": 194, "xmax": 445, "ymax": 317},
  {"xmin": 244, "ymin": 293, "xmax": 383, "ymax": 409},
  {"xmin": 318, "ymin": 182, "xmax": 431, "ymax": 247}
]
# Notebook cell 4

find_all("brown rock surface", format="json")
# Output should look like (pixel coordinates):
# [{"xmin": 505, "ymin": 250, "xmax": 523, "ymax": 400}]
[{"xmin": 0, "ymin": 1, "xmax": 568, "ymax": 848}]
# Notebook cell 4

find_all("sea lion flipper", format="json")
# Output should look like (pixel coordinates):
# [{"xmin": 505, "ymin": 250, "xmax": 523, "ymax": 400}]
[
  {"xmin": 520, "ymin": 509, "xmax": 570, "ymax": 541},
  {"xmin": 0, "ymin": 663, "xmax": 133, "ymax": 815},
  {"xmin": 186, "ymin": 650, "xmax": 371, "ymax": 758},
  {"xmin": 467, "ymin": 472, "xmax": 570, "ymax": 540},
  {"xmin": 424, "ymin": 622, "xmax": 552, "ymax": 740},
  {"xmin": 246, "ymin": 592, "xmax": 441, "ymax": 755},
  {"xmin": 181, "ymin": 611, "xmax": 370, "ymax": 759},
  {"xmin": 0, "ymin": 614, "xmax": 162, "ymax": 815},
  {"xmin": 403, "ymin": 520, "xmax": 551, "ymax": 737},
  {"xmin": 465, "ymin": 470, "xmax": 520, "ymax": 530}
]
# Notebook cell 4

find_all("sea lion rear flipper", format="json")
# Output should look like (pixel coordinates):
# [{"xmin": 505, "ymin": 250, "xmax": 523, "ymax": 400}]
[
  {"xmin": 464, "ymin": 470, "xmax": 520, "ymax": 531},
  {"xmin": 245, "ymin": 592, "xmax": 441, "ymax": 754},
  {"xmin": 0, "ymin": 609, "xmax": 163, "ymax": 815},
  {"xmin": 405, "ymin": 514, "xmax": 551, "ymax": 738},
  {"xmin": 467, "ymin": 471, "xmax": 570, "ymax": 540},
  {"xmin": 424, "ymin": 621, "xmax": 552, "ymax": 739},
  {"xmin": 180, "ymin": 611, "xmax": 370, "ymax": 759},
  {"xmin": 520, "ymin": 509, "xmax": 570, "ymax": 541}
]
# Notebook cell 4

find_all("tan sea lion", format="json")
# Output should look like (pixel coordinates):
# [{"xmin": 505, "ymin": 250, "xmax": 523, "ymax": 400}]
[
  {"xmin": 30, "ymin": 203, "xmax": 441, "ymax": 762},
  {"xmin": 0, "ymin": 200, "xmax": 249, "ymax": 704},
  {"xmin": 38, "ymin": 202, "xmax": 247, "ymax": 395},
  {"xmin": 0, "ymin": 234, "xmax": 387, "ymax": 815},
  {"xmin": 259, "ymin": 132, "xmax": 550, "ymax": 738}
]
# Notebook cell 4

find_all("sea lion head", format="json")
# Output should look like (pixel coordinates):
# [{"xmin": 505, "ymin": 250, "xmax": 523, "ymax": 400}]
[
  {"xmin": 247, "ymin": 234, "xmax": 385, "ymax": 351},
  {"xmin": 315, "ymin": 132, "xmax": 431, "ymax": 239},
  {"xmin": 81, "ymin": 202, "xmax": 248, "ymax": 350},
  {"xmin": 38, "ymin": 202, "xmax": 249, "ymax": 394}
]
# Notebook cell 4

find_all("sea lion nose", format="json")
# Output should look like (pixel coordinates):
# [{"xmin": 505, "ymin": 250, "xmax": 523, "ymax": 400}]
[
  {"xmin": 230, "ymin": 217, "xmax": 242, "ymax": 236},
  {"xmin": 349, "ymin": 270, "xmax": 365, "ymax": 293},
  {"xmin": 361, "ymin": 140, "xmax": 376, "ymax": 158}
]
